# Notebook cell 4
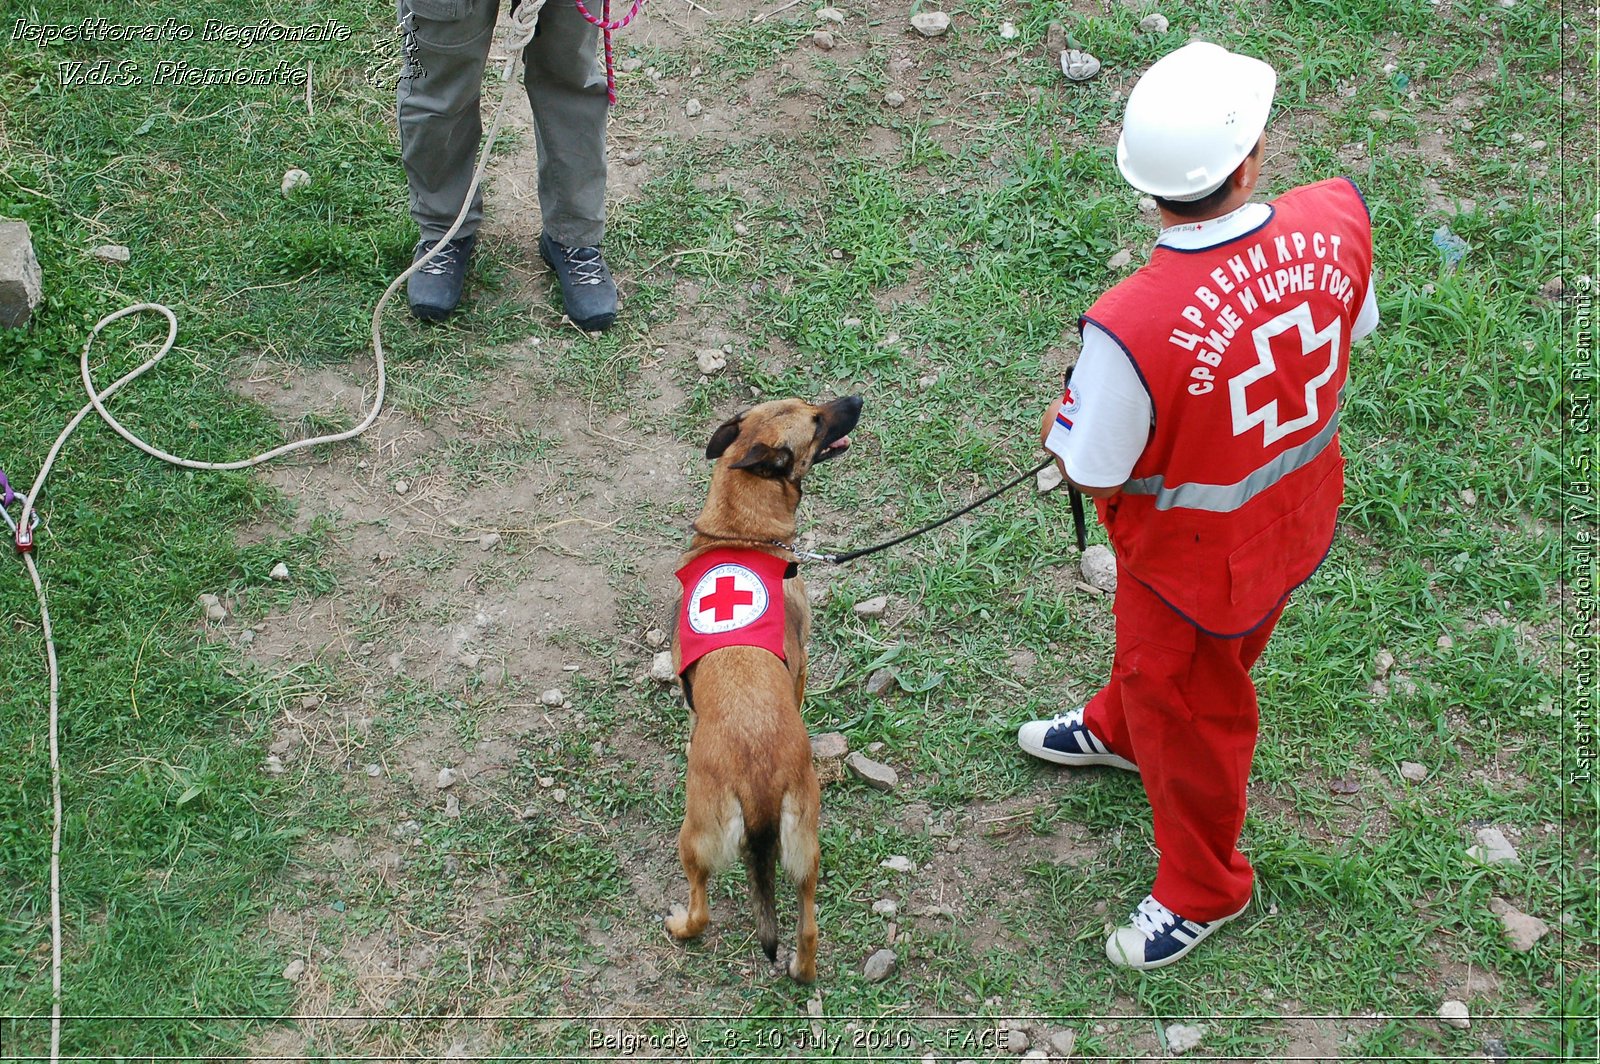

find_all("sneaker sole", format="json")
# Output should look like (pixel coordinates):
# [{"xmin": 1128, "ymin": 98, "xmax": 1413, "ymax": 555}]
[
  {"xmin": 1017, "ymin": 732, "xmax": 1137, "ymax": 772},
  {"xmin": 1105, "ymin": 899, "xmax": 1249, "ymax": 970},
  {"xmin": 408, "ymin": 301, "xmax": 456, "ymax": 322}
]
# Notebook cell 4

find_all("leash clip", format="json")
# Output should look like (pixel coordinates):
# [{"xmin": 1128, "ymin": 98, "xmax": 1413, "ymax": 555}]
[{"xmin": 0, "ymin": 468, "xmax": 37, "ymax": 553}]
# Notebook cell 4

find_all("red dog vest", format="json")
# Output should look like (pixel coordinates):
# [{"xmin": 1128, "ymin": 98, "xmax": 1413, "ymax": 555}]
[
  {"xmin": 1083, "ymin": 178, "xmax": 1374, "ymax": 636},
  {"xmin": 675, "ymin": 547, "xmax": 793, "ymax": 674}
]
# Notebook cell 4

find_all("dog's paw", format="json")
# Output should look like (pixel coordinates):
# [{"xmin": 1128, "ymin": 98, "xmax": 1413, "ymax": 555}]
[{"xmin": 664, "ymin": 903, "xmax": 693, "ymax": 942}]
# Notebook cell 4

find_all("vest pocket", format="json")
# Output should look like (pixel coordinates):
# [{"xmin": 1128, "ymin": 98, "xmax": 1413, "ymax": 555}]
[{"xmin": 1226, "ymin": 464, "xmax": 1339, "ymax": 609}]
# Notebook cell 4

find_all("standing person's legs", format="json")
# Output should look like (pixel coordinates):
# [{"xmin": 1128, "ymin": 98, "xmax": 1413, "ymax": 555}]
[
  {"xmin": 396, "ymin": 0, "xmax": 499, "ymax": 241},
  {"xmin": 523, "ymin": 0, "xmax": 609, "ymax": 248}
]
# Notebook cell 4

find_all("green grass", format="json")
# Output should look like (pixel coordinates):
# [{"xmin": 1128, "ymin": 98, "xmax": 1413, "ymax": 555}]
[{"xmin": 1, "ymin": 0, "xmax": 1594, "ymax": 1059}]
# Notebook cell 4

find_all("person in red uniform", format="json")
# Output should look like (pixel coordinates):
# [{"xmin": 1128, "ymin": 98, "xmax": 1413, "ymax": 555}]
[{"xmin": 1017, "ymin": 41, "xmax": 1379, "ymax": 970}]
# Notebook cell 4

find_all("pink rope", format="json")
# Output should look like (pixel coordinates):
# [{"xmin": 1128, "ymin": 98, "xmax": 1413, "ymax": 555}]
[{"xmin": 572, "ymin": 0, "xmax": 648, "ymax": 105}]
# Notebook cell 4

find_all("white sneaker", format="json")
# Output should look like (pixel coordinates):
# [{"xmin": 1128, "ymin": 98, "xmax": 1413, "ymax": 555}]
[
  {"xmin": 1105, "ymin": 894, "xmax": 1249, "ymax": 970},
  {"xmin": 1017, "ymin": 706, "xmax": 1136, "ymax": 771}
]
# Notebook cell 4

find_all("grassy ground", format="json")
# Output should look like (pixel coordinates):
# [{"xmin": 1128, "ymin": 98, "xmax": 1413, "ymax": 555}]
[{"xmin": 1, "ymin": 0, "xmax": 1594, "ymax": 1059}]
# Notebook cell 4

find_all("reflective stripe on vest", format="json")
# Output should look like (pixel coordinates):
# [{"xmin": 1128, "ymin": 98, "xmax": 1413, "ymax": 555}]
[{"xmin": 1123, "ymin": 389, "xmax": 1343, "ymax": 513}]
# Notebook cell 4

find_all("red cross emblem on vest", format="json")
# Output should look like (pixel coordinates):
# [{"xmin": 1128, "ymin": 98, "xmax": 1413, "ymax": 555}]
[{"xmin": 687, "ymin": 562, "xmax": 770, "ymax": 634}]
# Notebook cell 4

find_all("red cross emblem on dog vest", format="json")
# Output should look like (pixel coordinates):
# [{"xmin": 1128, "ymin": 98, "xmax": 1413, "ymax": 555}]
[{"xmin": 675, "ymin": 547, "xmax": 792, "ymax": 674}]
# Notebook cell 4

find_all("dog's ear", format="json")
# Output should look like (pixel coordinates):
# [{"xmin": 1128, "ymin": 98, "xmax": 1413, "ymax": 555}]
[
  {"xmin": 730, "ymin": 442, "xmax": 794, "ymax": 479},
  {"xmin": 705, "ymin": 414, "xmax": 744, "ymax": 460}
]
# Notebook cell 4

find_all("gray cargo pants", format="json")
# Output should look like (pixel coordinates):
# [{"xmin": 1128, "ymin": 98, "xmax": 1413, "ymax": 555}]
[{"xmin": 396, "ymin": 0, "xmax": 608, "ymax": 246}]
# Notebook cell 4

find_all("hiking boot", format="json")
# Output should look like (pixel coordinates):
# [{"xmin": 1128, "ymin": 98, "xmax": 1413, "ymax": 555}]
[
  {"xmin": 539, "ymin": 233, "xmax": 617, "ymax": 332},
  {"xmin": 1105, "ymin": 894, "xmax": 1249, "ymax": 970},
  {"xmin": 1016, "ymin": 706, "xmax": 1137, "ymax": 771},
  {"xmin": 407, "ymin": 235, "xmax": 476, "ymax": 321}
]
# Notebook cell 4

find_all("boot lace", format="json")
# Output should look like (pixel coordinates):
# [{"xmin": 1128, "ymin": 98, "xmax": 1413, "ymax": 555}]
[
  {"xmin": 418, "ymin": 241, "xmax": 462, "ymax": 277},
  {"xmin": 561, "ymin": 244, "xmax": 608, "ymax": 286},
  {"xmin": 1130, "ymin": 896, "xmax": 1180, "ymax": 941}
]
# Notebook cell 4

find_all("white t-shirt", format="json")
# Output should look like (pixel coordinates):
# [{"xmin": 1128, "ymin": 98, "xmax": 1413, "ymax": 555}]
[{"xmin": 1045, "ymin": 201, "xmax": 1380, "ymax": 489}]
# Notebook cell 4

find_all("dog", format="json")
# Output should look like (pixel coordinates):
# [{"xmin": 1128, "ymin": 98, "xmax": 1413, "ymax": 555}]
[{"xmin": 665, "ymin": 395, "xmax": 863, "ymax": 982}]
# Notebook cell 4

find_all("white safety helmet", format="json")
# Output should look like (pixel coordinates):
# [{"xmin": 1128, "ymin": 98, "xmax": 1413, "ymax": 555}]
[{"xmin": 1116, "ymin": 41, "xmax": 1276, "ymax": 201}]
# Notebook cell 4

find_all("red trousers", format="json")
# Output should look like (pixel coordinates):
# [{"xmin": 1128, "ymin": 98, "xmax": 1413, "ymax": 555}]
[{"xmin": 1084, "ymin": 565, "xmax": 1284, "ymax": 922}]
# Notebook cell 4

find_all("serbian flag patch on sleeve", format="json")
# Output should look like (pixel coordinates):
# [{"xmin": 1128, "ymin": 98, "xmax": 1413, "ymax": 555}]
[{"xmin": 675, "ymin": 547, "xmax": 792, "ymax": 674}]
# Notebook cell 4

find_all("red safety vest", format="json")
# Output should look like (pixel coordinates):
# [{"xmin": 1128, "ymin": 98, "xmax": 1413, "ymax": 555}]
[
  {"xmin": 675, "ymin": 547, "xmax": 794, "ymax": 674},
  {"xmin": 1082, "ymin": 178, "xmax": 1374, "ymax": 636}
]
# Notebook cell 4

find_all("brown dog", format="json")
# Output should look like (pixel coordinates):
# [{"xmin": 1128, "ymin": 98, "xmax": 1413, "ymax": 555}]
[{"xmin": 665, "ymin": 395, "xmax": 863, "ymax": 982}]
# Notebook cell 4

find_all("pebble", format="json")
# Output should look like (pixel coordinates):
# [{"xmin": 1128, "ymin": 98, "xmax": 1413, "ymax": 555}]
[
  {"xmin": 1399, "ymin": 761, "xmax": 1428, "ymax": 782},
  {"xmin": 1468, "ymin": 826, "xmax": 1520, "ymax": 866},
  {"xmin": 1000, "ymin": 21, "xmax": 1019, "ymax": 40},
  {"xmin": 263, "ymin": 755, "xmax": 285, "ymax": 775},
  {"xmin": 1036, "ymin": 463, "xmax": 1064, "ymax": 493},
  {"xmin": 733, "ymin": 222, "xmax": 749, "ymax": 237},
  {"xmin": 301, "ymin": 694, "xmax": 321, "ymax": 711},
  {"xmin": 650, "ymin": 651, "xmax": 677, "ymax": 682},
  {"xmin": 811, "ymin": 732, "xmax": 849, "ymax": 760},
  {"xmin": 1080, "ymin": 544, "xmax": 1117, "ymax": 593},
  {"xmin": 269, "ymin": 562, "xmax": 290, "ymax": 582},
  {"xmin": 847, "ymin": 752, "xmax": 899, "ymax": 791},
  {"xmin": 620, "ymin": 57, "xmax": 643, "ymax": 72},
  {"xmin": 817, "ymin": 7, "xmax": 845, "ymax": 24},
  {"xmin": 884, "ymin": 90, "xmax": 907, "ymax": 108},
  {"xmin": 864, "ymin": 669, "xmax": 897, "ymax": 697},
  {"xmin": 540, "ymin": 688, "xmax": 565, "ymax": 707},
  {"xmin": 387, "ymin": 652, "xmax": 405, "ymax": 674},
  {"xmin": 910, "ymin": 12, "xmax": 951, "ymax": 37},
  {"xmin": 873, "ymin": 898, "xmax": 898, "ymax": 917},
  {"xmin": 1107, "ymin": 249, "xmax": 1133, "ymax": 269},
  {"xmin": 1061, "ymin": 49, "xmax": 1101, "ymax": 81},
  {"xmin": 280, "ymin": 168, "xmax": 311, "ymax": 196},
  {"xmin": 203, "ymin": 596, "xmax": 227, "ymax": 623},
  {"xmin": 812, "ymin": 30, "xmax": 835, "ymax": 50},
  {"xmin": 880, "ymin": 855, "xmax": 915, "ymax": 873},
  {"xmin": 1489, "ymin": 897, "xmax": 1550, "ymax": 951},
  {"xmin": 456, "ymin": 652, "xmax": 480, "ymax": 669},
  {"xmin": 1438, "ymin": 999, "xmax": 1470, "ymax": 1030},
  {"xmin": 444, "ymin": 794, "xmax": 460, "ymax": 818},
  {"xmin": 1166, "ymin": 1023, "xmax": 1204, "ymax": 1054},
  {"xmin": 1139, "ymin": 196, "xmax": 1157, "ymax": 213},
  {"xmin": 917, "ymin": 373, "xmax": 938, "ymax": 391},
  {"xmin": 90, "ymin": 244, "xmax": 131, "ymax": 265},
  {"xmin": 1049, "ymin": 1030, "xmax": 1078, "ymax": 1056},
  {"xmin": 1374, "ymin": 648, "xmax": 1396, "ymax": 679},
  {"xmin": 1437, "ymin": 634, "xmax": 1454, "ymax": 651},
  {"xmin": 282, "ymin": 958, "xmax": 305, "ymax": 981},
  {"xmin": 863, "ymin": 947, "xmax": 897, "ymax": 981},
  {"xmin": 684, "ymin": 98, "xmax": 703, "ymax": 117},
  {"xmin": 1004, "ymin": 1029, "xmax": 1029, "ymax": 1053},
  {"xmin": 393, "ymin": 480, "xmax": 409, "ymax": 495},
  {"xmin": 642, "ymin": 628, "xmax": 667, "ymax": 649},
  {"xmin": 696, "ymin": 348, "xmax": 727, "ymax": 374},
  {"xmin": 1540, "ymin": 276, "xmax": 1564, "ymax": 300},
  {"xmin": 1459, "ymin": 488, "xmax": 1478, "ymax": 507},
  {"xmin": 365, "ymin": 763, "xmax": 382, "ymax": 777},
  {"xmin": 853, "ymin": 595, "xmax": 889, "ymax": 617},
  {"xmin": 239, "ymin": 630, "xmax": 255, "ymax": 645},
  {"xmin": 552, "ymin": 788, "xmax": 568, "ymax": 804},
  {"xmin": 478, "ymin": 532, "xmax": 501, "ymax": 551},
  {"xmin": 436, "ymin": 767, "xmax": 457, "ymax": 789},
  {"xmin": 1139, "ymin": 13, "xmax": 1170, "ymax": 34}
]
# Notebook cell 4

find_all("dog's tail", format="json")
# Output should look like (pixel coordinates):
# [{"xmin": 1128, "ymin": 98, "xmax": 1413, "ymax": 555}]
[{"xmin": 742, "ymin": 819, "xmax": 781, "ymax": 961}]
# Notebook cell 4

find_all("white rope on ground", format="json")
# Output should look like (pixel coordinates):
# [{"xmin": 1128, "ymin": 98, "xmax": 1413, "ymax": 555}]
[{"xmin": 17, "ymin": 4, "xmax": 548, "ymax": 1058}]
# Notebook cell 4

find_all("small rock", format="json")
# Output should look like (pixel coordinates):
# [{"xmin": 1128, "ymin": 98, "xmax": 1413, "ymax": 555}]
[
  {"xmin": 1399, "ymin": 761, "xmax": 1428, "ymax": 782},
  {"xmin": 733, "ymin": 222, "xmax": 749, "ymax": 237},
  {"xmin": 393, "ymin": 479, "xmax": 409, "ymax": 496},
  {"xmin": 620, "ymin": 57, "xmax": 643, "ymax": 72},
  {"xmin": 684, "ymin": 98, "xmax": 703, "ymax": 117},
  {"xmin": 1459, "ymin": 488, "xmax": 1478, "ymax": 507},
  {"xmin": 540, "ymin": 688, "xmax": 564, "ymax": 707},
  {"xmin": 863, "ymin": 948, "xmax": 897, "ymax": 981},
  {"xmin": 1374, "ymin": 648, "xmax": 1396, "ymax": 679},
  {"xmin": 282, "ymin": 958, "xmax": 305, "ymax": 981},
  {"xmin": 1004, "ymin": 1029, "xmax": 1029, "ymax": 1053},
  {"xmin": 1049, "ymin": 1030, "xmax": 1078, "ymax": 1056},
  {"xmin": 1540, "ymin": 276, "xmax": 1564, "ymax": 300},
  {"xmin": 456, "ymin": 652, "xmax": 480, "ymax": 669},
  {"xmin": 365, "ymin": 763, "xmax": 382, "ymax": 777},
  {"xmin": 90, "ymin": 244, "xmax": 131, "ymax": 265},
  {"xmin": 909, "ymin": 12, "xmax": 951, "ymax": 37},
  {"xmin": 0, "ymin": 219, "xmax": 43, "ymax": 328},
  {"xmin": 1139, "ymin": 13, "xmax": 1170, "ymax": 34},
  {"xmin": 1437, "ymin": 634, "xmax": 1454, "ymax": 651},
  {"xmin": 551, "ymin": 788, "xmax": 568, "ymax": 804},
  {"xmin": 999, "ymin": 21, "xmax": 1019, "ymax": 40},
  {"xmin": 811, "ymin": 732, "xmax": 849, "ymax": 760},
  {"xmin": 854, "ymin": 595, "xmax": 889, "ymax": 617},
  {"xmin": 300, "ymin": 694, "xmax": 320, "ymax": 711},
  {"xmin": 280, "ymin": 168, "xmax": 311, "ymax": 196},
  {"xmin": 645, "ymin": 628, "xmax": 667, "ymax": 649},
  {"xmin": 872, "ymin": 898, "xmax": 898, "ymax": 917},
  {"xmin": 650, "ymin": 651, "xmax": 677, "ymax": 683},
  {"xmin": 1036, "ymin": 463, "xmax": 1064, "ymax": 493},
  {"xmin": 1468, "ymin": 826, "xmax": 1520, "ymax": 866},
  {"xmin": 263, "ymin": 755, "xmax": 285, "ymax": 775},
  {"xmin": 1488, "ymin": 896, "xmax": 1550, "ymax": 952},
  {"xmin": 1438, "ymin": 1000, "xmax": 1470, "ymax": 1030},
  {"xmin": 1061, "ymin": 49, "xmax": 1101, "ymax": 81},
  {"xmin": 444, "ymin": 793, "xmax": 460, "ymax": 818},
  {"xmin": 387, "ymin": 652, "xmax": 405, "ymax": 674},
  {"xmin": 696, "ymin": 348, "xmax": 727, "ymax": 374},
  {"xmin": 884, "ymin": 90, "xmax": 907, "ymax": 108},
  {"xmin": 812, "ymin": 30, "xmax": 835, "ymax": 50},
  {"xmin": 1166, "ymin": 1023, "xmax": 1204, "ymax": 1054},
  {"xmin": 436, "ymin": 767, "xmax": 457, "ymax": 790},
  {"xmin": 202, "ymin": 594, "xmax": 228, "ymax": 623},
  {"xmin": 269, "ymin": 562, "xmax": 290, "ymax": 582},
  {"xmin": 817, "ymin": 7, "xmax": 845, "ymax": 24},
  {"xmin": 1022, "ymin": 1054, "xmax": 1048, "ymax": 1062},
  {"xmin": 1107, "ymin": 248, "xmax": 1133, "ymax": 269},
  {"xmin": 238, "ymin": 630, "xmax": 255, "ymax": 646},
  {"xmin": 1139, "ymin": 196, "xmax": 1157, "ymax": 213},
  {"xmin": 880, "ymin": 855, "xmax": 915, "ymax": 873},
  {"xmin": 1046, "ymin": 21, "xmax": 1066, "ymax": 54},
  {"xmin": 1080, "ymin": 544, "xmax": 1117, "ymax": 593},
  {"xmin": 478, "ymin": 532, "xmax": 501, "ymax": 551},
  {"xmin": 847, "ymin": 752, "xmax": 899, "ymax": 791},
  {"xmin": 917, "ymin": 373, "xmax": 938, "ymax": 391},
  {"xmin": 864, "ymin": 669, "xmax": 897, "ymax": 697}
]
